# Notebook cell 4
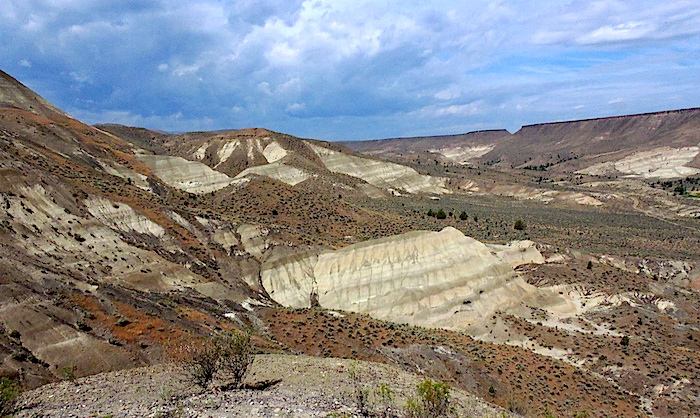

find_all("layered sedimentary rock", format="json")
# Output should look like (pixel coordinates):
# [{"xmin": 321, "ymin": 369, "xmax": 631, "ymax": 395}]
[
  {"xmin": 262, "ymin": 227, "xmax": 573, "ymax": 330},
  {"xmin": 578, "ymin": 145, "xmax": 700, "ymax": 178},
  {"xmin": 4, "ymin": 185, "xmax": 204, "ymax": 292},
  {"xmin": 138, "ymin": 154, "xmax": 238, "ymax": 194},
  {"xmin": 235, "ymin": 162, "xmax": 311, "ymax": 186},
  {"xmin": 308, "ymin": 143, "xmax": 449, "ymax": 194},
  {"xmin": 487, "ymin": 240, "xmax": 545, "ymax": 268}
]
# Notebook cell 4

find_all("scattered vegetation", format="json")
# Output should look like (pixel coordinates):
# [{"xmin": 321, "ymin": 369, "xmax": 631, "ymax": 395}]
[
  {"xmin": 348, "ymin": 364, "xmax": 398, "ymax": 417},
  {"xmin": 653, "ymin": 176, "xmax": 700, "ymax": 195},
  {"xmin": 348, "ymin": 366, "xmax": 453, "ymax": 418},
  {"xmin": 426, "ymin": 209, "xmax": 447, "ymax": 219}
]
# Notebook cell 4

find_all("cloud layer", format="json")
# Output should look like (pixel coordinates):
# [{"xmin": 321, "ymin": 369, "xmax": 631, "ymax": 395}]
[{"xmin": 2, "ymin": 0, "xmax": 699, "ymax": 140}]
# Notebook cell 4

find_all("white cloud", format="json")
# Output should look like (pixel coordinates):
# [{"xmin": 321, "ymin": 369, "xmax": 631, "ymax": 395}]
[
  {"xmin": 430, "ymin": 102, "xmax": 481, "ymax": 117},
  {"xmin": 171, "ymin": 65, "xmax": 200, "ymax": 77},
  {"xmin": 285, "ymin": 102, "xmax": 305, "ymax": 113},
  {"xmin": 258, "ymin": 82, "xmax": 273, "ymax": 96},
  {"xmin": 578, "ymin": 21, "xmax": 654, "ymax": 44},
  {"xmin": 434, "ymin": 88, "xmax": 460, "ymax": 100},
  {"xmin": 1, "ymin": 0, "xmax": 698, "ymax": 140},
  {"xmin": 69, "ymin": 71, "xmax": 92, "ymax": 84}
]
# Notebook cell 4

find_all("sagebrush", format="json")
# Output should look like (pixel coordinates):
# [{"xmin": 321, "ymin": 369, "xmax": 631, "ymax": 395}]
[
  {"xmin": 0, "ymin": 377, "xmax": 19, "ymax": 418},
  {"xmin": 406, "ymin": 379, "xmax": 452, "ymax": 418},
  {"xmin": 182, "ymin": 329, "xmax": 254, "ymax": 390}
]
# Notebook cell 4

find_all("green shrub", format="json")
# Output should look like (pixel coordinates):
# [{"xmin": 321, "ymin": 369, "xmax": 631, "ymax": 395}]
[
  {"xmin": 184, "ymin": 341, "xmax": 219, "ymax": 389},
  {"xmin": 406, "ymin": 379, "xmax": 452, "ymax": 418},
  {"xmin": 182, "ymin": 330, "xmax": 254, "ymax": 390},
  {"xmin": 0, "ymin": 377, "xmax": 19, "ymax": 417},
  {"xmin": 58, "ymin": 365, "xmax": 77, "ymax": 383},
  {"xmin": 374, "ymin": 382, "xmax": 395, "ymax": 418},
  {"xmin": 215, "ymin": 330, "xmax": 254, "ymax": 388},
  {"xmin": 514, "ymin": 219, "xmax": 526, "ymax": 230},
  {"xmin": 347, "ymin": 365, "xmax": 397, "ymax": 418},
  {"xmin": 348, "ymin": 365, "xmax": 370, "ymax": 417}
]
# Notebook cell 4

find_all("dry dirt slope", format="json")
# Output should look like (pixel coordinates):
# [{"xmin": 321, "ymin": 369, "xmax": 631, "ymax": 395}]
[{"xmin": 15, "ymin": 354, "xmax": 511, "ymax": 417}]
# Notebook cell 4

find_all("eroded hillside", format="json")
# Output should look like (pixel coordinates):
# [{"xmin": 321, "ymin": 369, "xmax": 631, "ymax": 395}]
[{"xmin": 1, "ymin": 70, "xmax": 699, "ymax": 416}]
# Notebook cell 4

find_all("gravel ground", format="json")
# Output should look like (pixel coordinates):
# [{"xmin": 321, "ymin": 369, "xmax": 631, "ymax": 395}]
[{"xmin": 15, "ymin": 354, "xmax": 510, "ymax": 417}]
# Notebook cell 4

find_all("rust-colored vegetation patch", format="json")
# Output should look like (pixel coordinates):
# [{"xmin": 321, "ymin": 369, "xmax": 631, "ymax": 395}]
[
  {"xmin": 260, "ymin": 307, "xmax": 640, "ymax": 417},
  {"xmin": 71, "ymin": 295, "xmax": 184, "ymax": 349}
]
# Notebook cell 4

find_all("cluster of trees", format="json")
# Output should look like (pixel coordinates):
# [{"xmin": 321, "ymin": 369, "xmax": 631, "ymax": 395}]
[
  {"xmin": 426, "ymin": 209, "xmax": 448, "ymax": 219},
  {"xmin": 653, "ymin": 177, "xmax": 699, "ymax": 195},
  {"xmin": 426, "ymin": 209, "xmax": 469, "ymax": 221},
  {"xmin": 426, "ymin": 209, "xmax": 525, "ymax": 231}
]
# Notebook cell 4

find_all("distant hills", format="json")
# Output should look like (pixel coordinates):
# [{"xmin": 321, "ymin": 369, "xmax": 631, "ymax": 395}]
[{"xmin": 344, "ymin": 108, "xmax": 700, "ymax": 179}]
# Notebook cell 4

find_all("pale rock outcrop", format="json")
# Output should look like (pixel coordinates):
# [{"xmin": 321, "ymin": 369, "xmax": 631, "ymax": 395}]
[
  {"xmin": 211, "ymin": 230, "xmax": 240, "ymax": 251},
  {"xmin": 196, "ymin": 136, "xmax": 273, "ymax": 167},
  {"xmin": 429, "ymin": 144, "xmax": 495, "ymax": 165},
  {"xmin": 98, "ymin": 160, "xmax": 151, "ymax": 192},
  {"xmin": 193, "ymin": 142, "xmax": 209, "ymax": 160},
  {"xmin": 490, "ymin": 185, "xmax": 603, "ymax": 206},
  {"xmin": 235, "ymin": 162, "xmax": 311, "ymax": 186},
  {"xmin": 578, "ymin": 145, "xmax": 700, "ymax": 178},
  {"xmin": 138, "ymin": 154, "xmax": 238, "ymax": 194},
  {"xmin": 217, "ymin": 141, "xmax": 241, "ymax": 165},
  {"xmin": 0, "ymin": 304, "xmax": 135, "ymax": 377},
  {"xmin": 487, "ymin": 240, "xmax": 546, "ymax": 268},
  {"xmin": 5, "ymin": 185, "xmax": 203, "ymax": 292},
  {"xmin": 262, "ymin": 141, "xmax": 288, "ymax": 163},
  {"xmin": 190, "ymin": 216, "xmax": 240, "ymax": 252},
  {"xmin": 260, "ymin": 248, "xmax": 321, "ymax": 307},
  {"xmin": 238, "ymin": 224, "xmax": 269, "ymax": 260},
  {"xmin": 308, "ymin": 143, "xmax": 449, "ymax": 194},
  {"xmin": 86, "ymin": 197, "xmax": 166, "ymax": 237},
  {"xmin": 262, "ymin": 227, "xmax": 575, "ymax": 330}
]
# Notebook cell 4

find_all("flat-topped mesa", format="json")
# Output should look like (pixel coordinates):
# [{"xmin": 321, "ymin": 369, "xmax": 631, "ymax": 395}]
[{"xmin": 261, "ymin": 227, "xmax": 574, "ymax": 330}]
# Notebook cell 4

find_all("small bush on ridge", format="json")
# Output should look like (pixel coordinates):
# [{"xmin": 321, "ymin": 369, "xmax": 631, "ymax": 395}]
[
  {"xmin": 0, "ymin": 377, "xmax": 20, "ymax": 417},
  {"xmin": 182, "ymin": 329, "xmax": 253, "ymax": 390}
]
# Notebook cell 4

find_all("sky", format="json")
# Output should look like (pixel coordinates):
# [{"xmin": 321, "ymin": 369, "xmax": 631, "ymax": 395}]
[{"xmin": 1, "ymin": 1, "xmax": 699, "ymax": 141}]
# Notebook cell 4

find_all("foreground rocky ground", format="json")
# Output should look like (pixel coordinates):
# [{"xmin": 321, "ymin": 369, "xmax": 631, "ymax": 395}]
[{"xmin": 14, "ymin": 354, "xmax": 509, "ymax": 417}]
